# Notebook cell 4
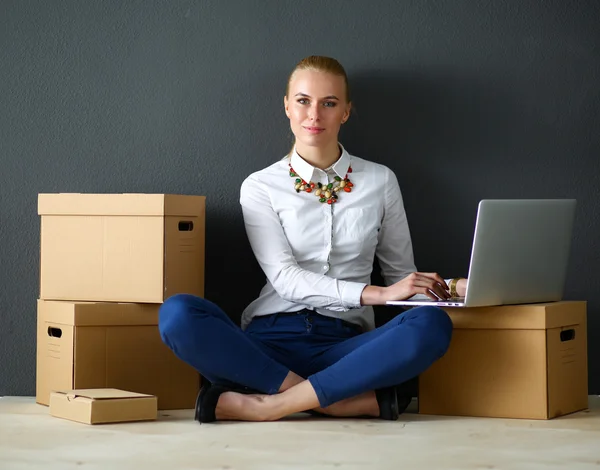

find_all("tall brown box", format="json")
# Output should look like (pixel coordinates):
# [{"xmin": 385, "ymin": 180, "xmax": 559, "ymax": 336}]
[
  {"xmin": 38, "ymin": 193, "xmax": 205, "ymax": 303},
  {"xmin": 419, "ymin": 301, "xmax": 588, "ymax": 419},
  {"xmin": 36, "ymin": 300, "xmax": 200, "ymax": 410}
]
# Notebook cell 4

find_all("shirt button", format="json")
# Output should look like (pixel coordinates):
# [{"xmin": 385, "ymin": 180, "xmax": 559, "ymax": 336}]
[{"xmin": 322, "ymin": 264, "xmax": 329, "ymax": 271}]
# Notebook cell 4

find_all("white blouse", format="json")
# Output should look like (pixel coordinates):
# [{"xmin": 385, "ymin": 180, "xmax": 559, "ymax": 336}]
[{"xmin": 239, "ymin": 144, "xmax": 417, "ymax": 332}]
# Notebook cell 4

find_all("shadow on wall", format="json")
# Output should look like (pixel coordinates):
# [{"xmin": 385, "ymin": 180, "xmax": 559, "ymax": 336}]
[
  {"xmin": 337, "ymin": 69, "xmax": 524, "ymax": 328},
  {"xmin": 341, "ymin": 69, "xmax": 520, "ymax": 281},
  {"xmin": 203, "ymin": 210, "xmax": 263, "ymax": 320}
]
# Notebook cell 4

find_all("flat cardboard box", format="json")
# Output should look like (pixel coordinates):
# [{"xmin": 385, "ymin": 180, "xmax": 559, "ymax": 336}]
[
  {"xmin": 38, "ymin": 193, "xmax": 205, "ymax": 303},
  {"xmin": 37, "ymin": 300, "xmax": 200, "ymax": 410},
  {"xmin": 49, "ymin": 389, "xmax": 157, "ymax": 424},
  {"xmin": 419, "ymin": 301, "xmax": 588, "ymax": 419}
]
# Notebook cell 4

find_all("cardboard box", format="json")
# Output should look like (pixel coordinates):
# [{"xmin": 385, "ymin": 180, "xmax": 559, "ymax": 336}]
[
  {"xmin": 49, "ymin": 389, "xmax": 157, "ymax": 424},
  {"xmin": 38, "ymin": 193, "xmax": 205, "ymax": 303},
  {"xmin": 36, "ymin": 300, "xmax": 200, "ymax": 409},
  {"xmin": 418, "ymin": 301, "xmax": 588, "ymax": 419}
]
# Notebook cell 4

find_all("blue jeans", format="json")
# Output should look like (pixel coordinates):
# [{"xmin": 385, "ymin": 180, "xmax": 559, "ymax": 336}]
[{"xmin": 158, "ymin": 294, "xmax": 452, "ymax": 408}]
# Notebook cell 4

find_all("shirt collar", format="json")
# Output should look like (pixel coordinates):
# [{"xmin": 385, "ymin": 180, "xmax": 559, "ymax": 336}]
[{"xmin": 289, "ymin": 144, "xmax": 351, "ymax": 183}]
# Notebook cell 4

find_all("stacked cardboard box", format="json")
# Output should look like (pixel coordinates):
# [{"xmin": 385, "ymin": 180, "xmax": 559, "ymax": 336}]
[{"xmin": 36, "ymin": 193, "xmax": 205, "ymax": 410}]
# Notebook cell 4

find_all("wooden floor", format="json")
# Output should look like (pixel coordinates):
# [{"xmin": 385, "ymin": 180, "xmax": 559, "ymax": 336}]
[{"xmin": 1, "ymin": 396, "xmax": 600, "ymax": 470}]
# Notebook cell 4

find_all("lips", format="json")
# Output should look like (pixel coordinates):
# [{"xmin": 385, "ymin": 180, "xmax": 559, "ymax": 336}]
[{"xmin": 303, "ymin": 126, "xmax": 325, "ymax": 134}]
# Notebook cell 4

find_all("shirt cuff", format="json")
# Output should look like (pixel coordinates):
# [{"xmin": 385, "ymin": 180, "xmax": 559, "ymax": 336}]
[{"xmin": 340, "ymin": 281, "xmax": 368, "ymax": 310}]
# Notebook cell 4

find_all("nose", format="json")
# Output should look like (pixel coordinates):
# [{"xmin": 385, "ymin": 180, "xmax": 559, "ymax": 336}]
[{"xmin": 308, "ymin": 102, "xmax": 320, "ymax": 121}]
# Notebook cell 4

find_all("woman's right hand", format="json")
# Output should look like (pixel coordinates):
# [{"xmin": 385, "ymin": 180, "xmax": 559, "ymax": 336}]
[
  {"xmin": 385, "ymin": 272, "xmax": 450, "ymax": 301},
  {"xmin": 361, "ymin": 272, "xmax": 450, "ymax": 306}
]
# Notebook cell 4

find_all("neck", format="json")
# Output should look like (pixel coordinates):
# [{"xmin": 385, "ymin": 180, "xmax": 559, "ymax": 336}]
[{"xmin": 295, "ymin": 141, "xmax": 341, "ymax": 170}]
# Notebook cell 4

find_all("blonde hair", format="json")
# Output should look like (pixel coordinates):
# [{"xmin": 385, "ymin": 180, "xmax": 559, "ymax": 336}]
[{"xmin": 286, "ymin": 56, "xmax": 351, "ymax": 103}]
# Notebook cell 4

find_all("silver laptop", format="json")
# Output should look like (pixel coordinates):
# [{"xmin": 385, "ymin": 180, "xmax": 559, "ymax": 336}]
[{"xmin": 386, "ymin": 199, "xmax": 576, "ymax": 308}]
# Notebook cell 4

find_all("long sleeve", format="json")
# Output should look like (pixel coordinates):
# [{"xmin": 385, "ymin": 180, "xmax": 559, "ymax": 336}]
[
  {"xmin": 240, "ymin": 174, "xmax": 366, "ymax": 312},
  {"xmin": 375, "ymin": 168, "xmax": 417, "ymax": 286}
]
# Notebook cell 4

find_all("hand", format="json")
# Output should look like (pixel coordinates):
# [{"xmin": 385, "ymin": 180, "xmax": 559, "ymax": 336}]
[
  {"xmin": 455, "ymin": 278, "xmax": 468, "ymax": 297},
  {"xmin": 384, "ymin": 272, "xmax": 450, "ymax": 302},
  {"xmin": 360, "ymin": 272, "xmax": 452, "ymax": 306}
]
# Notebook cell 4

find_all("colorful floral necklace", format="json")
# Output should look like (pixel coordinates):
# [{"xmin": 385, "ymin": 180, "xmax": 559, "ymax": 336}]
[{"xmin": 289, "ymin": 163, "xmax": 354, "ymax": 204}]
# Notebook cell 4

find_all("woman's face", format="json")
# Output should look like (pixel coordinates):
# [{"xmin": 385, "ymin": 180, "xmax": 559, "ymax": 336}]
[{"xmin": 284, "ymin": 69, "xmax": 351, "ymax": 151}]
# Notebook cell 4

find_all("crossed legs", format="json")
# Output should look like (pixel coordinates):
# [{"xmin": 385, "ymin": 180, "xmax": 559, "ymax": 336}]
[{"xmin": 159, "ymin": 294, "xmax": 452, "ymax": 421}]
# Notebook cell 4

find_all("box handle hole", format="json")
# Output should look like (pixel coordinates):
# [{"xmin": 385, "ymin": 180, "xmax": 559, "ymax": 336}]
[
  {"xmin": 48, "ymin": 327, "xmax": 62, "ymax": 338},
  {"xmin": 560, "ymin": 329, "xmax": 575, "ymax": 342},
  {"xmin": 178, "ymin": 221, "xmax": 194, "ymax": 231}
]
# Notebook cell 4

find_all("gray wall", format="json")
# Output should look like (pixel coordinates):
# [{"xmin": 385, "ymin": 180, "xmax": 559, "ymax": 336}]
[{"xmin": 1, "ymin": 0, "xmax": 599, "ymax": 396}]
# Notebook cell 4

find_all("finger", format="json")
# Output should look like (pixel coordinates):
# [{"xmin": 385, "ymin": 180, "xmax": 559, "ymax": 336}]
[
  {"xmin": 416, "ymin": 287, "xmax": 444, "ymax": 301},
  {"xmin": 432, "ymin": 283, "xmax": 451, "ymax": 299},
  {"xmin": 428, "ymin": 284, "xmax": 451, "ymax": 300},
  {"xmin": 413, "ymin": 279, "xmax": 450, "ymax": 300},
  {"xmin": 412, "ymin": 274, "xmax": 449, "ymax": 296},
  {"xmin": 418, "ymin": 272, "xmax": 449, "ymax": 291}
]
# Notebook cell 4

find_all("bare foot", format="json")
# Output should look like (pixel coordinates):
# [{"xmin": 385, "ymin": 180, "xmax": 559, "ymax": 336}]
[
  {"xmin": 315, "ymin": 391, "xmax": 380, "ymax": 418},
  {"xmin": 214, "ymin": 392, "xmax": 278, "ymax": 422},
  {"xmin": 213, "ymin": 380, "xmax": 322, "ymax": 422}
]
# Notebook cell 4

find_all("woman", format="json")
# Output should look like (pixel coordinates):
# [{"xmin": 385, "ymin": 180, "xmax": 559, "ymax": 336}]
[{"xmin": 159, "ymin": 56, "xmax": 467, "ymax": 423}]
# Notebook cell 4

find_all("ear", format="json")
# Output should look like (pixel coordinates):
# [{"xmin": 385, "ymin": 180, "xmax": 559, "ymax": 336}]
[
  {"xmin": 342, "ymin": 101, "xmax": 352, "ymax": 123},
  {"xmin": 284, "ymin": 96, "xmax": 290, "ymax": 118}
]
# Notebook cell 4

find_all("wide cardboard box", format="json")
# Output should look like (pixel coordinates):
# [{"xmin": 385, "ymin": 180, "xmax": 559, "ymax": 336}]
[
  {"xmin": 38, "ymin": 193, "xmax": 205, "ymax": 303},
  {"xmin": 37, "ymin": 300, "xmax": 200, "ymax": 410},
  {"xmin": 49, "ymin": 389, "xmax": 157, "ymax": 425},
  {"xmin": 419, "ymin": 301, "xmax": 588, "ymax": 419}
]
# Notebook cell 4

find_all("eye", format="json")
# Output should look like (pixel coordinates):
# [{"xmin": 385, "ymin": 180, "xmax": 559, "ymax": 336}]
[
  {"xmin": 297, "ymin": 98, "xmax": 309, "ymax": 105},
  {"xmin": 323, "ymin": 101, "xmax": 337, "ymax": 108}
]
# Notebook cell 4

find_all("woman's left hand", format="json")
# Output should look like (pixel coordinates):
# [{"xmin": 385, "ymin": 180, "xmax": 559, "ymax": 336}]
[{"xmin": 455, "ymin": 278, "xmax": 468, "ymax": 297}]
